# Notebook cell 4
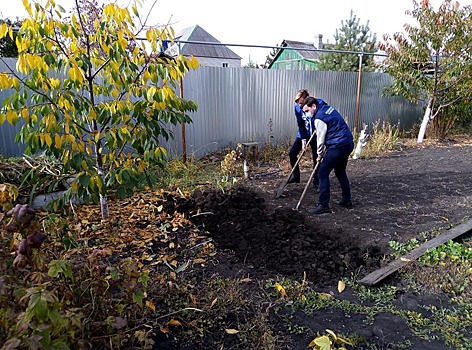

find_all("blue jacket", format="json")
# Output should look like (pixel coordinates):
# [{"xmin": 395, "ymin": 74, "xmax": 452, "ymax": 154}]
[
  {"xmin": 314, "ymin": 99, "xmax": 353, "ymax": 149},
  {"xmin": 295, "ymin": 104, "xmax": 315, "ymax": 140}
]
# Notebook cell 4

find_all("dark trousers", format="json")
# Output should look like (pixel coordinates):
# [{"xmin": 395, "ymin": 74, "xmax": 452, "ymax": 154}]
[
  {"xmin": 288, "ymin": 137, "xmax": 318, "ymax": 185},
  {"xmin": 318, "ymin": 142, "xmax": 354, "ymax": 207}
]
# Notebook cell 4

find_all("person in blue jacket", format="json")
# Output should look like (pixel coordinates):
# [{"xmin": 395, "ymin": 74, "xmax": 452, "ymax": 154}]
[
  {"xmin": 288, "ymin": 89, "xmax": 319, "ymax": 192},
  {"xmin": 302, "ymin": 96, "xmax": 354, "ymax": 214}
]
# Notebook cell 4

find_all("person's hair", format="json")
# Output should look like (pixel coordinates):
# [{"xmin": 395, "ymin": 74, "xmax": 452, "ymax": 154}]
[
  {"xmin": 302, "ymin": 96, "xmax": 318, "ymax": 108},
  {"xmin": 294, "ymin": 89, "xmax": 309, "ymax": 103}
]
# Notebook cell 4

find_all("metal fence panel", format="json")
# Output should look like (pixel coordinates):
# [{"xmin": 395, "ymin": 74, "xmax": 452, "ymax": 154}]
[{"xmin": 0, "ymin": 61, "xmax": 422, "ymax": 158}]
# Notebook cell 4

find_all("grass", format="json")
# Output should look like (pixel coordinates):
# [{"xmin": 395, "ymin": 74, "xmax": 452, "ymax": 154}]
[{"xmin": 355, "ymin": 120, "xmax": 402, "ymax": 158}]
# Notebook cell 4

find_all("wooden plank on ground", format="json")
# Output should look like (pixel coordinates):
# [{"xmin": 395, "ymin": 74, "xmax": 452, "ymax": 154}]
[{"xmin": 358, "ymin": 218, "xmax": 472, "ymax": 286}]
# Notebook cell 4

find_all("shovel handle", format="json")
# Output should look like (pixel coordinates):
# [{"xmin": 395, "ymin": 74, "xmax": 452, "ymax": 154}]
[
  {"xmin": 294, "ymin": 161, "xmax": 320, "ymax": 211},
  {"xmin": 274, "ymin": 131, "xmax": 317, "ymax": 198},
  {"xmin": 294, "ymin": 148, "xmax": 326, "ymax": 210}
]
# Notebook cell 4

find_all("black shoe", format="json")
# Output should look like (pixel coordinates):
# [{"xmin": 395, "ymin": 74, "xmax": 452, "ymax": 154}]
[
  {"xmin": 288, "ymin": 174, "xmax": 300, "ymax": 184},
  {"xmin": 338, "ymin": 200, "xmax": 353, "ymax": 209},
  {"xmin": 307, "ymin": 204, "xmax": 331, "ymax": 215}
]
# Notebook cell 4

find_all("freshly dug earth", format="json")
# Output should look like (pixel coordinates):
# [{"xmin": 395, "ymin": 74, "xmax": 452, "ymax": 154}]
[
  {"xmin": 191, "ymin": 139, "xmax": 472, "ymax": 285},
  {"xmin": 184, "ymin": 139, "xmax": 472, "ymax": 349}
]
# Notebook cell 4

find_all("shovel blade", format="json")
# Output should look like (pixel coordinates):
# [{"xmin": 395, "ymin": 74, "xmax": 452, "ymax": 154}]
[{"xmin": 274, "ymin": 180, "xmax": 288, "ymax": 198}]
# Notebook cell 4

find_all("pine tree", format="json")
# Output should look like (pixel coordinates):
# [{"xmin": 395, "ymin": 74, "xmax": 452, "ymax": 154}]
[{"xmin": 318, "ymin": 10, "xmax": 377, "ymax": 72}]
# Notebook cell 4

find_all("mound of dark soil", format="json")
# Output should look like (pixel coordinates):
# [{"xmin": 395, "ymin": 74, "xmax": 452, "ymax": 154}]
[
  {"xmin": 181, "ymin": 139, "xmax": 472, "ymax": 290},
  {"xmin": 187, "ymin": 186, "xmax": 382, "ymax": 286}
]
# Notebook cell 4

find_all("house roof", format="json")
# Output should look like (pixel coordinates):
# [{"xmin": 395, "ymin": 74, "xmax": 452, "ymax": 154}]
[
  {"xmin": 170, "ymin": 25, "xmax": 241, "ymax": 60},
  {"xmin": 276, "ymin": 40, "xmax": 323, "ymax": 61}
]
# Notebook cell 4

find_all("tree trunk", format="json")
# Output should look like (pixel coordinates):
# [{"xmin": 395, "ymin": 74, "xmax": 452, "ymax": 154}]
[
  {"xmin": 353, "ymin": 125, "xmax": 369, "ymax": 159},
  {"xmin": 97, "ymin": 167, "xmax": 109, "ymax": 219},
  {"xmin": 100, "ymin": 194, "xmax": 109, "ymax": 219},
  {"xmin": 417, "ymin": 98, "xmax": 433, "ymax": 143}
]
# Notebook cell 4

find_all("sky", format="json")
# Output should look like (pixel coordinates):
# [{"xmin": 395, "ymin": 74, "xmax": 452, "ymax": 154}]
[{"xmin": 0, "ymin": 0, "xmax": 446, "ymax": 65}]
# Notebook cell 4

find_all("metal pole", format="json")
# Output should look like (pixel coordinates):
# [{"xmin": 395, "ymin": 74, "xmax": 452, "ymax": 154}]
[{"xmin": 354, "ymin": 53, "xmax": 363, "ymax": 134}]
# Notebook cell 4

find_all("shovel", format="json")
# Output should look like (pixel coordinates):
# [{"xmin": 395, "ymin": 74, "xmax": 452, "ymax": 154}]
[
  {"xmin": 274, "ymin": 131, "xmax": 317, "ymax": 198},
  {"xmin": 293, "ymin": 159, "xmax": 322, "ymax": 211}
]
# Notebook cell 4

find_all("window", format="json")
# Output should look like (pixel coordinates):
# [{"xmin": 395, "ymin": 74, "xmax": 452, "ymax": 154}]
[{"xmin": 222, "ymin": 62, "xmax": 228, "ymax": 67}]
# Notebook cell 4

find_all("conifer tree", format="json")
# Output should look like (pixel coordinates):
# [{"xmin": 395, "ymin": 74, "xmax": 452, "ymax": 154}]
[{"xmin": 318, "ymin": 10, "xmax": 377, "ymax": 72}]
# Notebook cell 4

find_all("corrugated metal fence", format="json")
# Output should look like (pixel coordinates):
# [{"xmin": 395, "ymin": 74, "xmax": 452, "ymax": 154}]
[{"xmin": 0, "ymin": 58, "xmax": 422, "ymax": 158}]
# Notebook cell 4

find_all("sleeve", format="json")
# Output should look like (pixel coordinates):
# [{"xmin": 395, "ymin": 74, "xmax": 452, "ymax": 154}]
[
  {"xmin": 295, "ymin": 105, "xmax": 309, "ymax": 139},
  {"xmin": 315, "ymin": 119, "xmax": 327, "ymax": 157}
]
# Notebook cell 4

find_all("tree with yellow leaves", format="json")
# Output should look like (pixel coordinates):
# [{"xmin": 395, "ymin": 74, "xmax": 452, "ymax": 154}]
[{"xmin": 0, "ymin": 0, "xmax": 198, "ymax": 219}]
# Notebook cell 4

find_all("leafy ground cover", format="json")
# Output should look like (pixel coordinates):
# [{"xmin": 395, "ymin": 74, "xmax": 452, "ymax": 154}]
[{"xmin": 1, "ymin": 137, "xmax": 472, "ymax": 349}]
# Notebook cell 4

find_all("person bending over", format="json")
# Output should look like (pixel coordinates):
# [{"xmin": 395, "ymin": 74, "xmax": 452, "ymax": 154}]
[
  {"xmin": 288, "ymin": 89, "xmax": 319, "ymax": 192},
  {"xmin": 302, "ymin": 96, "xmax": 354, "ymax": 214}
]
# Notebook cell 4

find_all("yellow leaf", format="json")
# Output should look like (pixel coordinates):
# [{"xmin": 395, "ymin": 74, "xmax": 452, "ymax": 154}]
[
  {"xmin": 0, "ymin": 73, "xmax": 9, "ymax": 89},
  {"xmin": 319, "ymin": 293, "xmax": 332, "ymax": 300},
  {"xmin": 210, "ymin": 297, "xmax": 218, "ymax": 308},
  {"xmin": 120, "ymin": 127, "xmax": 131, "ymax": 138},
  {"xmin": 166, "ymin": 319, "xmax": 181, "ymax": 327},
  {"xmin": 337, "ymin": 280, "xmax": 346, "ymax": 293},
  {"xmin": 189, "ymin": 56, "xmax": 199, "ymax": 69},
  {"xmin": 26, "ymin": 54, "xmax": 35, "ymax": 70},
  {"xmin": 274, "ymin": 282, "xmax": 288, "ymax": 298},
  {"xmin": 44, "ymin": 134, "xmax": 52, "ymax": 147},
  {"xmin": 53, "ymin": 133, "xmax": 62, "ymax": 148},
  {"xmin": 400, "ymin": 257, "xmax": 411, "ymax": 262},
  {"xmin": 103, "ymin": 4, "xmax": 114, "ymax": 16},
  {"xmin": 240, "ymin": 278, "xmax": 252, "ymax": 283},
  {"xmin": 21, "ymin": 108, "xmax": 28, "ymax": 119},
  {"xmin": 145, "ymin": 28, "xmax": 156, "ymax": 42},
  {"xmin": 89, "ymin": 107, "xmax": 96, "ymax": 120},
  {"xmin": 146, "ymin": 86, "xmax": 156, "ymax": 101},
  {"xmin": 6, "ymin": 110, "xmax": 19, "ymax": 125},
  {"xmin": 225, "ymin": 329, "xmax": 239, "ymax": 335},
  {"xmin": 0, "ymin": 23, "xmax": 8, "ymax": 39},
  {"xmin": 310, "ymin": 335, "xmax": 331, "ymax": 349},
  {"xmin": 145, "ymin": 300, "xmax": 156, "ymax": 312},
  {"xmin": 325, "ymin": 329, "xmax": 337, "ymax": 340},
  {"xmin": 16, "ymin": 55, "xmax": 26, "ymax": 73},
  {"xmin": 69, "ymin": 66, "xmax": 83, "ymax": 82}
]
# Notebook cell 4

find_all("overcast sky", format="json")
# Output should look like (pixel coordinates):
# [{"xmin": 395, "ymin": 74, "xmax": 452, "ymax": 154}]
[{"xmin": 1, "ymin": 0, "xmax": 446, "ymax": 64}]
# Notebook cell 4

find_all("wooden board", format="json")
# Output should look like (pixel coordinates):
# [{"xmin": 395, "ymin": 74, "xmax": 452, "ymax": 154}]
[{"xmin": 358, "ymin": 218, "xmax": 472, "ymax": 286}]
